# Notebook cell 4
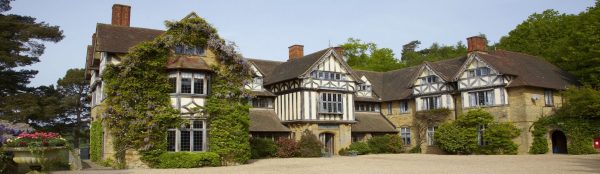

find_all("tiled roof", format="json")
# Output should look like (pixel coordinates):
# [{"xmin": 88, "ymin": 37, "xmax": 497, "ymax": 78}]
[
  {"xmin": 246, "ymin": 58, "xmax": 283, "ymax": 81},
  {"xmin": 249, "ymin": 109, "xmax": 290, "ymax": 132},
  {"xmin": 476, "ymin": 50, "xmax": 578, "ymax": 90},
  {"xmin": 352, "ymin": 112, "xmax": 397, "ymax": 133},
  {"xmin": 166, "ymin": 56, "xmax": 211, "ymax": 71},
  {"xmin": 95, "ymin": 23, "xmax": 164, "ymax": 53},
  {"xmin": 264, "ymin": 48, "xmax": 330, "ymax": 85}
]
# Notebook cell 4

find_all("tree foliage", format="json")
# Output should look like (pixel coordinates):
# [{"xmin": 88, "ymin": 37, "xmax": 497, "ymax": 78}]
[
  {"xmin": 297, "ymin": 130, "xmax": 323, "ymax": 157},
  {"xmin": 341, "ymin": 38, "xmax": 403, "ymax": 72},
  {"xmin": 0, "ymin": 0, "xmax": 63, "ymax": 97},
  {"xmin": 57, "ymin": 68, "xmax": 89, "ymax": 148},
  {"xmin": 497, "ymin": 1, "xmax": 600, "ymax": 88},
  {"xmin": 341, "ymin": 37, "xmax": 469, "ymax": 72}
]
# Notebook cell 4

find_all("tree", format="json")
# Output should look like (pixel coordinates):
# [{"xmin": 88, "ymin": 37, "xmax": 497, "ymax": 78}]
[
  {"xmin": 0, "ymin": 0, "xmax": 64, "ymax": 120},
  {"xmin": 57, "ymin": 68, "xmax": 90, "ymax": 148},
  {"xmin": 497, "ymin": 1, "xmax": 600, "ymax": 87},
  {"xmin": 400, "ymin": 41, "xmax": 467, "ymax": 67},
  {"xmin": 340, "ymin": 38, "xmax": 403, "ymax": 72}
]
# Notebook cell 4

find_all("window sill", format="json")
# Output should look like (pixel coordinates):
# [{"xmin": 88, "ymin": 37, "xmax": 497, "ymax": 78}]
[
  {"xmin": 464, "ymin": 104, "xmax": 509, "ymax": 109},
  {"xmin": 170, "ymin": 93, "xmax": 207, "ymax": 97},
  {"xmin": 318, "ymin": 112, "xmax": 344, "ymax": 115}
]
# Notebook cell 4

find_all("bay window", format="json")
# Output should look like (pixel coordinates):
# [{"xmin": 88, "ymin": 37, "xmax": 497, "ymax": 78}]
[
  {"xmin": 319, "ymin": 93, "xmax": 343, "ymax": 114},
  {"xmin": 169, "ymin": 72, "xmax": 206, "ymax": 95}
]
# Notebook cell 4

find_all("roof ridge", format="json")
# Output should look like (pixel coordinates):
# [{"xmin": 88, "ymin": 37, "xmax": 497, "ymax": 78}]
[
  {"xmin": 96, "ymin": 23, "xmax": 165, "ymax": 32},
  {"xmin": 245, "ymin": 58, "xmax": 284, "ymax": 63}
]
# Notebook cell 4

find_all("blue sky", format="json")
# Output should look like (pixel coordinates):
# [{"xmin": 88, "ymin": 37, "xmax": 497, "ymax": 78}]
[{"xmin": 8, "ymin": 0, "xmax": 596, "ymax": 87}]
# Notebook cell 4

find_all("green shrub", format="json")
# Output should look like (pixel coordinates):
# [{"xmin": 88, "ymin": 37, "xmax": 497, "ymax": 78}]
[
  {"xmin": 89, "ymin": 120, "xmax": 103, "ymax": 162},
  {"xmin": 348, "ymin": 142, "xmax": 371, "ymax": 155},
  {"xmin": 157, "ymin": 152, "xmax": 220, "ymax": 168},
  {"xmin": 529, "ymin": 122, "xmax": 549, "ymax": 154},
  {"xmin": 479, "ymin": 122, "xmax": 521, "ymax": 154},
  {"xmin": 250, "ymin": 138, "xmax": 277, "ymax": 159},
  {"xmin": 408, "ymin": 144, "xmax": 421, "ymax": 153},
  {"xmin": 297, "ymin": 130, "xmax": 323, "ymax": 157},
  {"xmin": 435, "ymin": 122, "xmax": 477, "ymax": 154},
  {"xmin": 435, "ymin": 109, "xmax": 520, "ymax": 155},
  {"xmin": 367, "ymin": 134, "xmax": 403, "ymax": 153},
  {"xmin": 338, "ymin": 148, "xmax": 349, "ymax": 156},
  {"xmin": 275, "ymin": 137, "xmax": 299, "ymax": 158}
]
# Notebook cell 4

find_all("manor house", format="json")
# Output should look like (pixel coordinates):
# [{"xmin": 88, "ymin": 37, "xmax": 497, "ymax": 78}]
[{"xmin": 86, "ymin": 4, "xmax": 578, "ymax": 165}]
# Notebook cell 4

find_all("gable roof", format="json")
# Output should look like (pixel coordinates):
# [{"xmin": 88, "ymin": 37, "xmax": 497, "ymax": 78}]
[
  {"xmin": 476, "ymin": 50, "xmax": 578, "ymax": 90},
  {"xmin": 246, "ymin": 58, "xmax": 284, "ymax": 80},
  {"xmin": 95, "ymin": 23, "xmax": 164, "ymax": 53},
  {"xmin": 264, "ymin": 48, "xmax": 330, "ymax": 85},
  {"xmin": 264, "ymin": 48, "xmax": 362, "ymax": 85}
]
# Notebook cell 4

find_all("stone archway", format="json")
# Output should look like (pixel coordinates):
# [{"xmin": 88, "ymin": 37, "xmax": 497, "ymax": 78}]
[{"xmin": 551, "ymin": 130, "xmax": 568, "ymax": 154}]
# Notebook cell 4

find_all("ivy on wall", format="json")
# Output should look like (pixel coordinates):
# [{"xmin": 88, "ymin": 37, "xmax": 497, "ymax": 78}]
[
  {"xmin": 412, "ymin": 108, "xmax": 452, "ymax": 152},
  {"xmin": 102, "ymin": 14, "xmax": 252, "ymax": 168},
  {"xmin": 89, "ymin": 120, "xmax": 103, "ymax": 162}
]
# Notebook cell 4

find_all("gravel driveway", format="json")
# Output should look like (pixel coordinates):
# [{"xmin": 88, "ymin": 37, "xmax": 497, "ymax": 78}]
[{"xmin": 52, "ymin": 154, "xmax": 600, "ymax": 174}]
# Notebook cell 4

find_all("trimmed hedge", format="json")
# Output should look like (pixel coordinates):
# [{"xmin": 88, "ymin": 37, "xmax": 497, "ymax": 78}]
[
  {"xmin": 157, "ymin": 152, "xmax": 220, "ymax": 168},
  {"xmin": 367, "ymin": 134, "xmax": 404, "ymax": 154},
  {"xmin": 250, "ymin": 138, "xmax": 277, "ymax": 159}
]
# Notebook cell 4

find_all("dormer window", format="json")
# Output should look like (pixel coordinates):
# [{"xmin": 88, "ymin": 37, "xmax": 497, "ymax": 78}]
[
  {"xmin": 253, "ymin": 77, "xmax": 263, "ymax": 86},
  {"xmin": 422, "ymin": 75, "xmax": 438, "ymax": 84},
  {"xmin": 358, "ymin": 84, "xmax": 371, "ymax": 91},
  {"xmin": 468, "ymin": 67, "xmax": 491, "ymax": 77},
  {"xmin": 175, "ymin": 45, "xmax": 205, "ymax": 56},
  {"xmin": 311, "ymin": 70, "xmax": 346, "ymax": 81}
]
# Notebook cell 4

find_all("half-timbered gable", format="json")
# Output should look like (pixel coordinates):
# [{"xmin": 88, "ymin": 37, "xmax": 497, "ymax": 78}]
[
  {"xmin": 455, "ymin": 54, "xmax": 510, "ymax": 108},
  {"xmin": 356, "ymin": 76, "xmax": 373, "ymax": 97},
  {"xmin": 411, "ymin": 64, "xmax": 455, "ymax": 111},
  {"xmin": 245, "ymin": 63, "xmax": 264, "ymax": 91},
  {"xmin": 411, "ymin": 64, "xmax": 454, "ymax": 96}
]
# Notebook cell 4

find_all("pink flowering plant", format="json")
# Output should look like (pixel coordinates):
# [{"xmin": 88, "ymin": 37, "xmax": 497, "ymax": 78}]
[{"xmin": 5, "ymin": 132, "xmax": 67, "ymax": 148}]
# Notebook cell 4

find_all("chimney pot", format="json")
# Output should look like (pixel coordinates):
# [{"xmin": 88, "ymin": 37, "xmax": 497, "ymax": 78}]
[
  {"xmin": 467, "ymin": 36, "xmax": 487, "ymax": 52},
  {"xmin": 112, "ymin": 4, "xmax": 131, "ymax": 26},
  {"xmin": 288, "ymin": 45, "xmax": 304, "ymax": 60}
]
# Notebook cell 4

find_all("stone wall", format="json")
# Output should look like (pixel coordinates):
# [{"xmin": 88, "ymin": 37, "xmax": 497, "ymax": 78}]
[{"xmin": 287, "ymin": 123, "xmax": 352, "ymax": 155}]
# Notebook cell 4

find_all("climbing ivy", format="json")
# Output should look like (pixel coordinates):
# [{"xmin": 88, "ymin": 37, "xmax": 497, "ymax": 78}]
[
  {"xmin": 89, "ymin": 120, "xmax": 103, "ymax": 162},
  {"xmin": 413, "ymin": 108, "xmax": 451, "ymax": 149},
  {"xmin": 103, "ymin": 14, "xmax": 252, "ymax": 168}
]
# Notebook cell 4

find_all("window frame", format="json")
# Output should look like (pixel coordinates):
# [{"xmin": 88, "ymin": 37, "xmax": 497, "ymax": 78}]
[
  {"xmin": 251, "ymin": 97, "xmax": 273, "ymax": 108},
  {"xmin": 426, "ymin": 126, "xmax": 437, "ymax": 146},
  {"xmin": 174, "ymin": 45, "xmax": 205, "ymax": 56},
  {"xmin": 421, "ymin": 96, "xmax": 441, "ymax": 110},
  {"xmin": 167, "ymin": 119, "xmax": 207, "ymax": 152},
  {"xmin": 169, "ymin": 71, "xmax": 207, "ymax": 95},
  {"xmin": 544, "ymin": 89, "xmax": 554, "ymax": 106},
  {"xmin": 468, "ymin": 89, "xmax": 494, "ymax": 107},
  {"xmin": 401, "ymin": 127, "xmax": 411, "ymax": 145},
  {"xmin": 399, "ymin": 100, "xmax": 409, "ymax": 113},
  {"xmin": 319, "ymin": 93, "xmax": 343, "ymax": 114}
]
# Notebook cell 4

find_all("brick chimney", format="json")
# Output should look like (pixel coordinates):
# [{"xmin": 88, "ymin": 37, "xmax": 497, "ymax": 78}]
[
  {"xmin": 288, "ymin": 45, "xmax": 304, "ymax": 60},
  {"xmin": 111, "ymin": 4, "xmax": 131, "ymax": 26},
  {"xmin": 467, "ymin": 36, "xmax": 487, "ymax": 52},
  {"xmin": 333, "ymin": 46, "xmax": 344, "ymax": 58}
]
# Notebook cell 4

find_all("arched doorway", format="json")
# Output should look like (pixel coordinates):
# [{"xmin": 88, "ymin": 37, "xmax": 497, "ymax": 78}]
[
  {"xmin": 551, "ymin": 130, "xmax": 568, "ymax": 154},
  {"xmin": 319, "ymin": 133, "xmax": 335, "ymax": 156}
]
